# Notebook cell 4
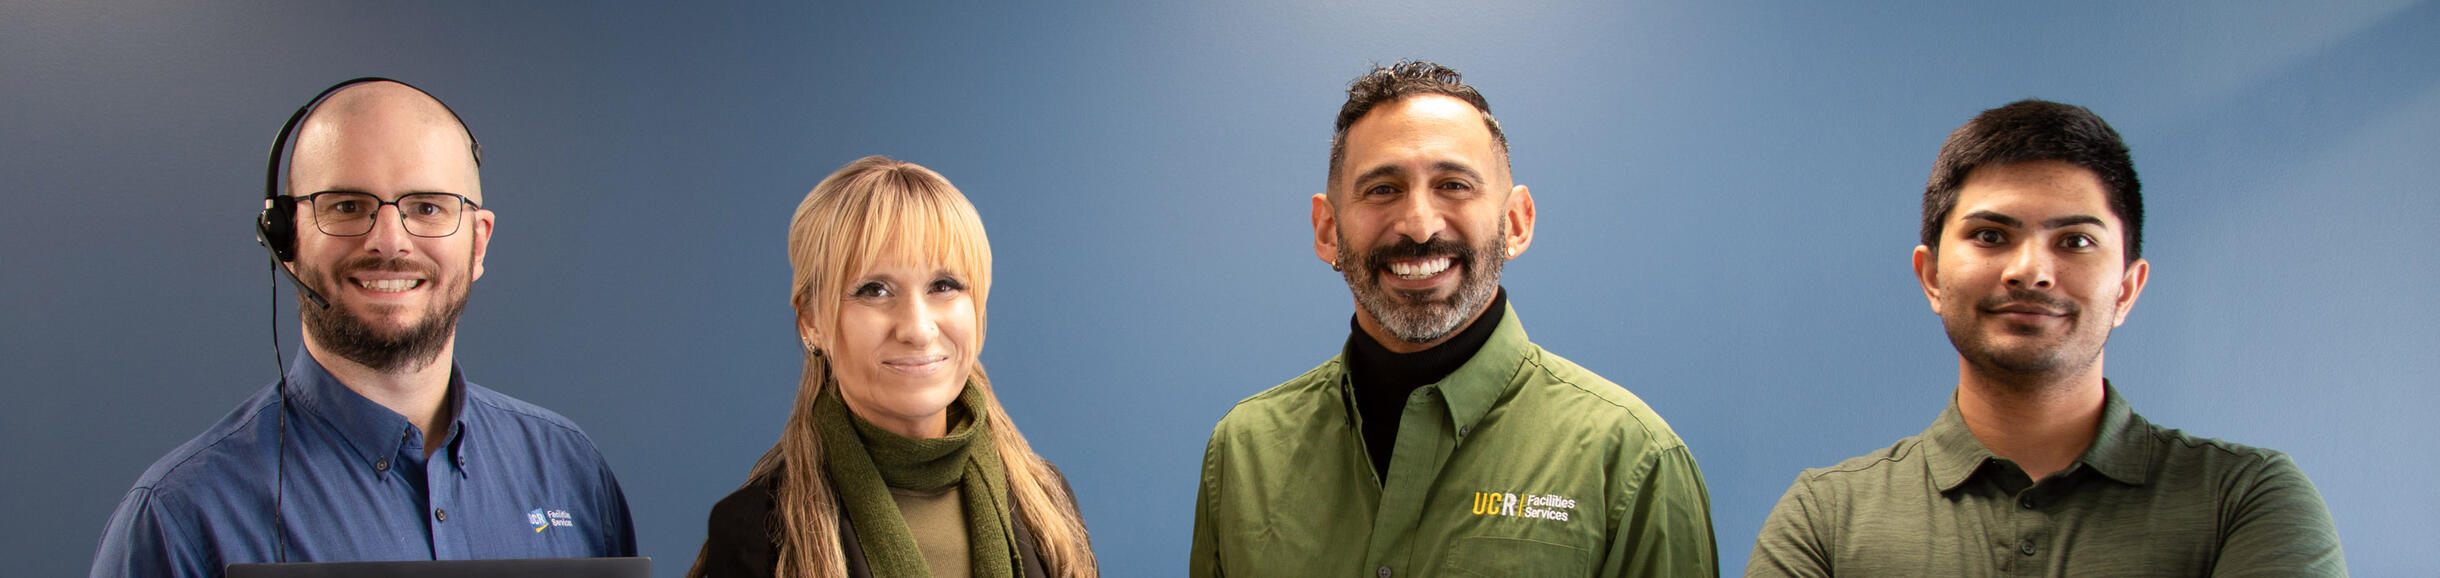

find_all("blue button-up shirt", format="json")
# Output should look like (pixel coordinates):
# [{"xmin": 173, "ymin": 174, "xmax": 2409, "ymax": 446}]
[{"xmin": 90, "ymin": 350, "xmax": 637, "ymax": 577}]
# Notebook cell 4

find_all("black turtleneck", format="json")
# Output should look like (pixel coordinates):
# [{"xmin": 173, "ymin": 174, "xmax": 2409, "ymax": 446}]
[{"xmin": 1345, "ymin": 288, "xmax": 1506, "ymax": 484}]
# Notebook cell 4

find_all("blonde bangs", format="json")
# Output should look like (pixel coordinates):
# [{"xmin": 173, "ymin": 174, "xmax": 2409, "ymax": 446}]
[{"xmin": 789, "ymin": 157, "xmax": 993, "ymax": 350}]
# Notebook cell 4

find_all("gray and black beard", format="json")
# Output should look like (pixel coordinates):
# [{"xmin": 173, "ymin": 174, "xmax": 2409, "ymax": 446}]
[
  {"xmin": 1339, "ymin": 223, "xmax": 1505, "ymax": 344},
  {"xmin": 298, "ymin": 256, "xmax": 469, "ymax": 373}
]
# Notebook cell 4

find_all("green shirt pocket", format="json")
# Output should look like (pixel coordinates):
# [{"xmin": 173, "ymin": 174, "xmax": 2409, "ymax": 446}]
[{"xmin": 1443, "ymin": 535, "xmax": 1591, "ymax": 577}]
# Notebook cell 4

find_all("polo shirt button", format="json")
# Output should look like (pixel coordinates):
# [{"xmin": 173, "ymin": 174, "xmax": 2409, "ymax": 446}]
[
  {"xmin": 456, "ymin": 454, "xmax": 467, "ymax": 467},
  {"xmin": 1377, "ymin": 566, "xmax": 1391, "ymax": 578},
  {"xmin": 2018, "ymin": 539, "xmax": 2035, "ymax": 556},
  {"xmin": 435, "ymin": 508, "xmax": 447, "ymax": 522},
  {"xmin": 375, "ymin": 459, "xmax": 389, "ymax": 471},
  {"xmin": 1458, "ymin": 426, "xmax": 1469, "ymax": 437},
  {"xmin": 2020, "ymin": 498, "xmax": 2035, "ymax": 509}
]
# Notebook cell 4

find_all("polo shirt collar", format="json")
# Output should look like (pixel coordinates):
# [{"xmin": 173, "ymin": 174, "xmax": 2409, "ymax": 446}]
[
  {"xmin": 283, "ymin": 347, "xmax": 470, "ymax": 470},
  {"xmin": 2076, "ymin": 381, "xmax": 2154, "ymax": 486},
  {"xmin": 1922, "ymin": 380, "xmax": 2154, "ymax": 491},
  {"xmin": 1921, "ymin": 396, "xmax": 1995, "ymax": 492}
]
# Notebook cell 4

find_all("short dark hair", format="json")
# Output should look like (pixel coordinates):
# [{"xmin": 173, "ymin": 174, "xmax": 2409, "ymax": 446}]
[
  {"xmin": 1327, "ymin": 60, "xmax": 1510, "ymax": 193},
  {"xmin": 1922, "ymin": 99, "xmax": 2142, "ymax": 263}
]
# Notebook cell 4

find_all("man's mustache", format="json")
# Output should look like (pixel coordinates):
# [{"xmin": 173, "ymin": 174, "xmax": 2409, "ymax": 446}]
[
  {"xmin": 1978, "ymin": 289, "xmax": 2078, "ymax": 316},
  {"xmin": 332, "ymin": 256, "xmax": 435, "ymax": 278},
  {"xmin": 1363, "ymin": 236, "xmax": 1474, "ymax": 271}
]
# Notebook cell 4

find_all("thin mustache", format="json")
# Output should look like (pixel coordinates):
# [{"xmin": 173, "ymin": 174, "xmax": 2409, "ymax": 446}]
[{"xmin": 1978, "ymin": 290, "xmax": 2077, "ymax": 315}]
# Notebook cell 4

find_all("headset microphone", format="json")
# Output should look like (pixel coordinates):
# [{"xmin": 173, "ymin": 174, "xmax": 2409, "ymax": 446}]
[{"xmin": 281, "ymin": 264, "xmax": 330, "ymax": 310}]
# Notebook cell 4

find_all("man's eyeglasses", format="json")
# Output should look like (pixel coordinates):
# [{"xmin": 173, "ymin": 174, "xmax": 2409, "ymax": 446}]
[{"xmin": 292, "ymin": 192, "xmax": 481, "ymax": 237}]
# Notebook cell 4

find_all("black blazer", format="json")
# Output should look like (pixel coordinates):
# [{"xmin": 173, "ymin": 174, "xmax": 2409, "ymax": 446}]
[{"xmin": 694, "ymin": 463, "xmax": 1070, "ymax": 577}]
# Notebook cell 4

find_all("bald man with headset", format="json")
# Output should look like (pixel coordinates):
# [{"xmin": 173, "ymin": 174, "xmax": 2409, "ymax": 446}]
[{"xmin": 91, "ymin": 78, "xmax": 635, "ymax": 577}]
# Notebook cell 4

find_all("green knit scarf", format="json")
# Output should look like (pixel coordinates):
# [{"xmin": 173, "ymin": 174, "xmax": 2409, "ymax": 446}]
[{"xmin": 817, "ymin": 380, "xmax": 1019, "ymax": 578}]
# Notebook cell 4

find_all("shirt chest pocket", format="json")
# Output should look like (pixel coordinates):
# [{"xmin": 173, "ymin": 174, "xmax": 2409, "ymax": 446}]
[{"xmin": 1442, "ymin": 535, "xmax": 1592, "ymax": 577}]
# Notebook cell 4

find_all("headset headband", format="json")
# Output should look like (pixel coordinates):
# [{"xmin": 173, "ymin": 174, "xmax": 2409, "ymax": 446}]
[{"xmin": 262, "ymin": 76, "xmax": 482, "ymax": 203}]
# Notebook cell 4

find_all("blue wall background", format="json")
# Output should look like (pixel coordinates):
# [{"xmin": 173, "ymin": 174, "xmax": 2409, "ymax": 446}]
[{"xmin": 6, "ymin": 1, "xmax": 2434, "ymax": 576}]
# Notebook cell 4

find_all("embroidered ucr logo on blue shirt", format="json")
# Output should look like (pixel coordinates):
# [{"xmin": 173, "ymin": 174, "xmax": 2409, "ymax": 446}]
[{"xmin": 528, "ymin": 507, "xmax": 577, "ymax": 533}]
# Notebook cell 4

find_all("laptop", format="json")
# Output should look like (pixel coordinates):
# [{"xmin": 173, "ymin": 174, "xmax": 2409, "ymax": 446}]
[{"xmin": 226, "ymin": 556, "xmax": 649, "ymax": 578}]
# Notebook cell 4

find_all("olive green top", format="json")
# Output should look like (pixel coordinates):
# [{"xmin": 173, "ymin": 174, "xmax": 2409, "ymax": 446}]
[
  {"xmin": 891, "ymin": 485, "xmax": 970, "ymax": 578},
  {"xmin": 1191, "ymin": 302, "xmax": 1718, "ymax": 577},
  {"xmin": 1747, "ymin": 384, "xmax": 2346, "ymax": 577}
]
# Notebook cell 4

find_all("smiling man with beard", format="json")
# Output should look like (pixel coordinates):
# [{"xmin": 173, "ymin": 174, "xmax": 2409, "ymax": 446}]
[
  {"xmin": 92, "ymin": 79, "xmax": 635, "ymax": 577},
  {"xmin": 1190, "ymin": 61, "xmax": 1717, "ymax": 578},
  {"xmin": 1744, "ymin": 100, "xmax": 2346, "ymax": 577}
]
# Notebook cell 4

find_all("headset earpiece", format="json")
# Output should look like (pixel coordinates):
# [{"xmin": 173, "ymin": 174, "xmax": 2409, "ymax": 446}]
[{"xmin": 257, "ymin": 196, "xmax": 297, "ymax": 262}]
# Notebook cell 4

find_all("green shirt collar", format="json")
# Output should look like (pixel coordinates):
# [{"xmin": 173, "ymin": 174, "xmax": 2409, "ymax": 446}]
[
  {"xmin": 2079, "ymin": 382, "xmax": 2155, "ymax": 485},
  {"xmin": 1924, "ymin": 380, "xmax": 2153, "ymax": 491},
  {"xmin": 1440, "ymin": 299, "xmax": 1531, "ymax": 434},
  {"xmin": 1333, "ymin": 299, "xmax": 1532, "ymax": 435},
  {"xmin": 1922, "ymin": 398, "xmax": 1994, "ymax": 492}
]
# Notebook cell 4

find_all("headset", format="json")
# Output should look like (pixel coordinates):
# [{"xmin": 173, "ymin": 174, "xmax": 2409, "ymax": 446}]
[
  {"xmin": 257, "ymin": 77, "xmax": 481, "ymax": 287},
  {"xmin": 253, "ymin": 76, "xmax": 480, "ymax": 562}
]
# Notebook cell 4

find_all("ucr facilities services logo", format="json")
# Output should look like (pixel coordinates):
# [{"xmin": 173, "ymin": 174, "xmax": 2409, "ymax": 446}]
[
  {"xmin": 1471, "ymin": 491, "xmax": 1577, "ymax": 522},
  {"xmin": 526, "ymin": 507, "xmax": 575, "ymax": 533}
]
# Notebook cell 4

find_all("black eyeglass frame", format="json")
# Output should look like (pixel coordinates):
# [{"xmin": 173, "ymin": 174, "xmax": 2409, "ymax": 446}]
[{"xmin": 276, "ymin": 191, "xmax": 485, "ymax": 238}]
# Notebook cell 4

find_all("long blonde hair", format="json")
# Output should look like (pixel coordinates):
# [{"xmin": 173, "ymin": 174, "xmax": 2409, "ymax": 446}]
[{"xmin": 691, "ymin": 156, "xmax": 1096, "ymax": 578}]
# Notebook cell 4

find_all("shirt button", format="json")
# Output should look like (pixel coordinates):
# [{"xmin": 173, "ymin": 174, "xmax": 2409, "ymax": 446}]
[
  {"xmin": 434, "ymin": 508, "xmax": 448, "ymax": 522},
  {"xmin": 2018, "ymin": 539, "xmax": 2035, "ymax": 556},
  {"xmin": 1458, "ymin": 426, "xmax": 1470, "ymax": 437},
  {"xmin": 402, "ymin": 429, "xmax": 413, "ymax": 441},
  {"xmin": 2020, "ymin": 498, "xmax": 2036, "ymax": 509},
  {"xmin": 1377, "ymin": 566, "xmax": 1392, "ymax": 578},
  {"xmin": 375, "ymin": 459, "xmax": 389, "ymax": 471},
  {"xmin": 456, "ymin": 454, "xmax": 467, "ymax": 467}
]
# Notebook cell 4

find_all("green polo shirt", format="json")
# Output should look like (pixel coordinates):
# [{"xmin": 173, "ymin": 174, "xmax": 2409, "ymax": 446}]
[
  {"xmin": 1747, "ymin": 384, "xmax": 2346, "ymax": 577},
  {"xmin": 1191, "ymin": 303, "xmax": 1717, "ymax": 577}
]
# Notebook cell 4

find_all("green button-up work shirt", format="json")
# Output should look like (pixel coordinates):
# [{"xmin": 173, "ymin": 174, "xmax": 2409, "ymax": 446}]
[
  {"xmin": 1747, "ymin": 384, "xmax": 2346, "ymax": 577},
  {"xmin": 1191, "ymin": 304, "xmax": 1717, "ymax": 577}
]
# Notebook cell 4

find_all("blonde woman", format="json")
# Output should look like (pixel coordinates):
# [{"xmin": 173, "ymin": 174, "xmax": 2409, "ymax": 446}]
[{"xmin": 691, "ymin": 156, "xmax": 1095, "ymax": 578}]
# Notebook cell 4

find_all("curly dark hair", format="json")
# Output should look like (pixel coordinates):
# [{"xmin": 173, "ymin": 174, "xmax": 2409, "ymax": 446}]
[{"xmin": 1326, "ymin": 60, "xmax": 1510, "ymax": 193}]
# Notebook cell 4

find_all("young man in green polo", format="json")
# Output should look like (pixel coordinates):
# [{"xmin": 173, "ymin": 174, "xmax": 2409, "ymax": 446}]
[
  {"xmin": 1190, "ymin": 60, "xmax": 1718, "ymax": 578},
  {"xmin": 1745, "ymin": 100, "xmax": 2347, "ymax": 576}
]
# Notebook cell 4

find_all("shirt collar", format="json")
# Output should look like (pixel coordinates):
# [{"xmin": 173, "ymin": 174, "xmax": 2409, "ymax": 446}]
[
  {"xmin": 1921, "ymin": 395, "xmax": 1995, "ymax": 492},
  {"xmin": 1922, "ymin": 380, "xmax": 2154, "ymax": 491},
  {"xmin": 1330, "ymin": 298, "xmax": 1533, "ymax": 436},
  {"xmin": 2076, "ymin": 381, "xmax": 2154, "ymax": 485},
  {"xmin": 1438, "ymin": 299, "xmax": 1530, "ymax": 435},
  {"xmin": 283, "ymin": 347, "xmax": 470, "ymax": 469}
]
